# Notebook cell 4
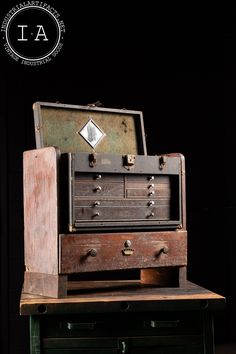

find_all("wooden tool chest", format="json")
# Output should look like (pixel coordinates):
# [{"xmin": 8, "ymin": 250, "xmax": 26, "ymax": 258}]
[{"xmin": 23, "ymin": 101, "xmax": 188, "ymax": 297}]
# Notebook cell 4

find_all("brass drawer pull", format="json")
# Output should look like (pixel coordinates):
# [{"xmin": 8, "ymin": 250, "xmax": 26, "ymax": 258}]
[{"xmin": 122, "ymin": 249, "xmax": 134, "ymax": 256}]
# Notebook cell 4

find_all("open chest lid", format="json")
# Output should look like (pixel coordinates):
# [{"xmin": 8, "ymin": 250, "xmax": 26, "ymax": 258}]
[{"xmin": 33, "ymin": 101, "xmax": 147, "ymax": 155}]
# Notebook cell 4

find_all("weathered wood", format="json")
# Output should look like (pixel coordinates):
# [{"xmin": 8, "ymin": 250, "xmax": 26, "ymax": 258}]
[
  {"xmin": 23, "ymin": 272, "xmax": 67, "ymax": 298},
  {"xmin": 140, "ymin": 266, "xmax": 187, "ymax": 288},
  {"xmin": 179, "ymin": 266, "xmax": 188, "ymax": 287},
  {"xmin": 23, "ymin": 147, "xmax": 60, "ymax": 275},
  {"xmin": 19, "ymin": 281, "xmax": 226, "ymax": 316},
  {"xmin": 59, "ymin": 231, "xmax": 187, "ymax": 274},
  {"xmin": 140, "ymin": 267, "xmax": 179, "ymax": 287}
]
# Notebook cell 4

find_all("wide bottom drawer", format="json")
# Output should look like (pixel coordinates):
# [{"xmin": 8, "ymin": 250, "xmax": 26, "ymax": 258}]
[{"xmin": 59, "ymin": 231, "xmax": 187, "ymax": 274}]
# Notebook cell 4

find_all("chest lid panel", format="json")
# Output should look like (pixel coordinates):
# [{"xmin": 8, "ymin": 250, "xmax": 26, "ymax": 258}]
[{"xmin": 33, "ymin": 101, "xmax": 147, "ymax": 155}]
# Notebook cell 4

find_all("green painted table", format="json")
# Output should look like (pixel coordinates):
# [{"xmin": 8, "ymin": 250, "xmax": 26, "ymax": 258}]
[{"xmin": 20, "ymin": 281, "xmax": 225, "ymax": 354}]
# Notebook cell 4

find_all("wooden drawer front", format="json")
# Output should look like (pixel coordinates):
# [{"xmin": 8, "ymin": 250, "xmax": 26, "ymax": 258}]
[
  {"xmin": 59, "ymin": 231, "xmax": 187, "ymax": 274},
  {"xmin": 126, "ymin": 175, "xmax": 171, "ymax": 199},
  {"xmin": 74, "ymin": 204, "xmax": 170, "ymax": 221},
  {"xmin": 75, "ymin": 181, "xmax": 124, "ymax": 198},
  {"xmin": 74, "ymin": 174, "xmax": 171, "ymax": 199}
]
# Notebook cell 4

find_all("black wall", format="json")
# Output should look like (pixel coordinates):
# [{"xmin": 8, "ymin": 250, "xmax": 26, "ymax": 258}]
[{"xmin": 0, "ymin": 3, "xmax": 233, "ymax": 353}]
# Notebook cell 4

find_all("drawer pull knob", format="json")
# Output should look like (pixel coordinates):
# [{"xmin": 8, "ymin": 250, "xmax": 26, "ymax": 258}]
[
  {"xmin": 148, "ymin": 183, "xmax": 154, "ymax": 188},
  {"xmin": 160, "ymin": 246, "xmax": 169, "ymax": 254},
  {"xmin": 147, "ymin": 212, "xmax": 155, "ymax": 217},
  {"xmin": 95, "ymin": 174, "xmax": 102, "ymax": 179},
  {"xmin": 88, "ymin": 248, "xmax": 97, "ymax": 257},
  {"xmin": 148, "ymin": 200, "xmax": 155, "ymax": 206},
  {"xmin": 124, "ymin": 240, "xmax": 132, "ymax": 247},
  {"xmin": 94, "ymin": 186, "xmax": 102, "ymax": 192},
  {"xmin": 93, "ymin": 201, "xmax": 100, "ymax": 206},
  {"xmin": 148, "ymin": 176, "xmax": 155, "ymax": 181},
  {"xmin": 148, "ymin": 191, "xmax": 155, "ymax": 196},
  {"xmin": 93, "ymin": 212, "xmax": 100, "ymax": 217}
]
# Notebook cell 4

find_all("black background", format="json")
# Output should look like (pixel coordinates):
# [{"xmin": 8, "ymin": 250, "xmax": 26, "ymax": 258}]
[{"xmin": 0, "ymin": 2, "xmax": 234, "ymax": 353}]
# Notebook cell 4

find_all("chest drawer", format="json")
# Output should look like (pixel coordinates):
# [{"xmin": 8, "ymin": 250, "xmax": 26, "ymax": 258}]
[{"xmin": 59, "ymin": 231, "xmax": 187, "ymax": 274}]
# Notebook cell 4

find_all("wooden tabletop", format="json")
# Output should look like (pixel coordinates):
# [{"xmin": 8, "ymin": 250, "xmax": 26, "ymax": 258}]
[{"xmin": 20, "ymin": 280, "xmax": 225, "ymax": 315}]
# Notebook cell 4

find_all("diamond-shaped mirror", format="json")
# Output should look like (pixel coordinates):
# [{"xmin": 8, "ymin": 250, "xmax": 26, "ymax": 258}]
[{"xmin": 79, "ymin": 119, "xmax": 106, "ymax": 148}]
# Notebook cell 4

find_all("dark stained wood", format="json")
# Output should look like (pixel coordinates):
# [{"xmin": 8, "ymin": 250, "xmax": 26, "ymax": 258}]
[
  {"xmin": 71, "ymin": 154, "xmax": 184, "ymax": 231},
  {"xmin": 59, "ymin": 231, "xmax": 187, "ymax": 274},
  {"xmin": 74, "ymin": 204, "xmax": 171, "ymax": 221},
  {"xmin": 19, "ymin": 281, "xmax": 225, "ymax": 316}
]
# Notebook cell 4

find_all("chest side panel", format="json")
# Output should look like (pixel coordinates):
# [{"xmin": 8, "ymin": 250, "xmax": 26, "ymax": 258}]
[{"xmin": 23, "ymin": 147, "xmax": 59, "ymax": 274}]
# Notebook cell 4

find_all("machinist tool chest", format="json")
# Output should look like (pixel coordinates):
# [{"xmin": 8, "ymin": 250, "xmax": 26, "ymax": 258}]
[
  {"xmin": 23, "ymin": 147, "xmax": 185, "ymax": 233},
  {"xmin": 22, "ymin": 101, "xmax": 188, "ymax": 297}
]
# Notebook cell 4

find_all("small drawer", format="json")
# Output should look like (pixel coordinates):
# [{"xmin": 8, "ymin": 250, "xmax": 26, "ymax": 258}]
[
  {"xmin": 73, "ymin": 204, "xmax": 171, "ymax": 222},
  {"xmin": 74, "ymin": 181, "xmax": 124, "ymax": 197}
]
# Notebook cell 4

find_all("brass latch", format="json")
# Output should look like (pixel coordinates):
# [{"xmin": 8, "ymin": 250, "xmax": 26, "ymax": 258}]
[
  {"xmin": 159, "ymin": 155, "xmax": 167, "ymax": 169},
  {"xmin": 123, "ymin": 154, "xmax": 136, "ymax": 170},
  {"xmin": 89, "ymin": 153, "xmax": 97, "ymax": 167}
]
